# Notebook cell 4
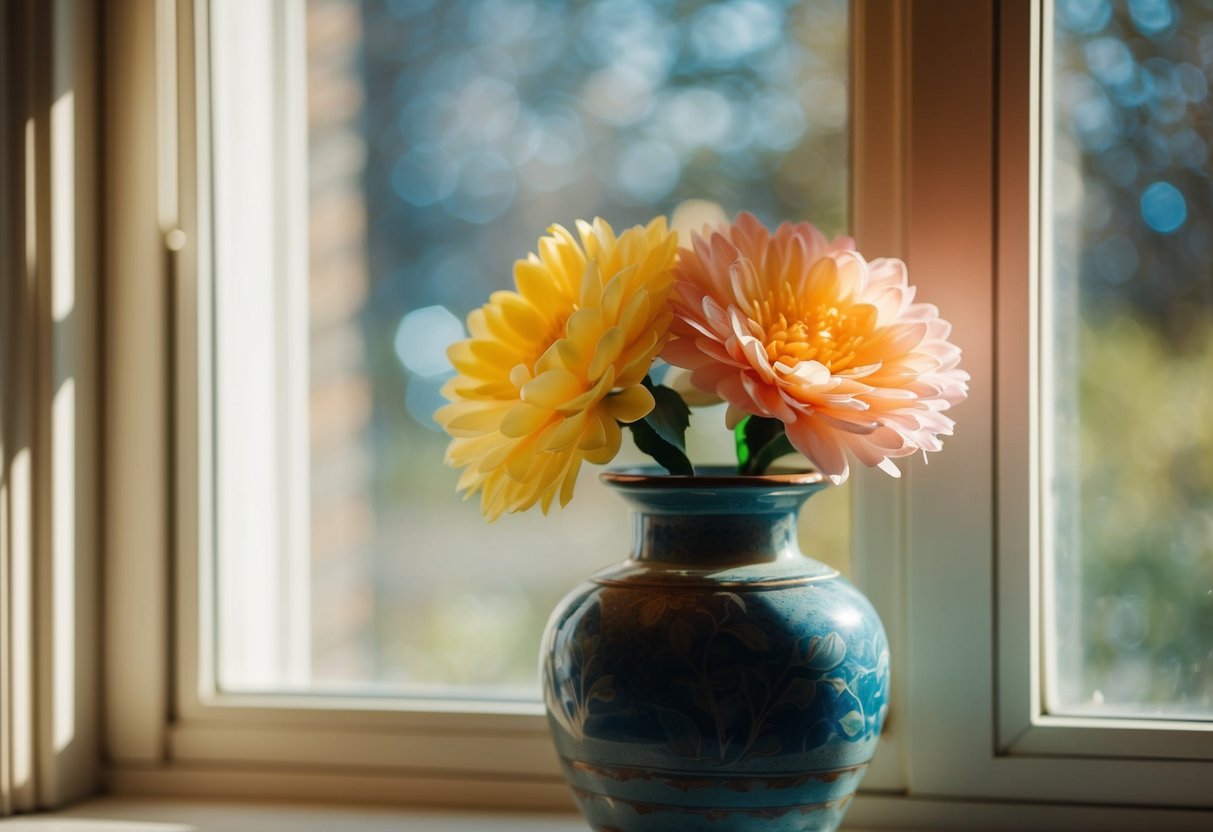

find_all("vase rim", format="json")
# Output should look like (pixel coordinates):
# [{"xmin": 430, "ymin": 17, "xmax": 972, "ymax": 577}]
[{"xmin": 601, "ymin": 465, "xmax": 825, "ymax": 489}]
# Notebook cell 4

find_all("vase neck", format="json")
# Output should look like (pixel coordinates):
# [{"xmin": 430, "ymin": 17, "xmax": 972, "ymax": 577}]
[
  {"xmin": 632, "ymin": 509, "xmax": 802, "ymax": 566},
  {"xmin": 603, "ymin": 469, "xmax": 829, "ymax": 568}
]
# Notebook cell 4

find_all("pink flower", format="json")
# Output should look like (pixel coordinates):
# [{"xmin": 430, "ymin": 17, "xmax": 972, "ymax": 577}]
[{"xmin": 663, "ymin": 213, "xmax": 969, "ymax": 484}]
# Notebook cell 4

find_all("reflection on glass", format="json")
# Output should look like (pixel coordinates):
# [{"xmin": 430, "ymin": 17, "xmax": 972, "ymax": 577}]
[
  {"xmin": 222, "ymin": 0, "xmax": 850, "ymax": 697},
  {"xmin": 1050, "ymin": 0, "xmax": 1213, "ymax": 717}
]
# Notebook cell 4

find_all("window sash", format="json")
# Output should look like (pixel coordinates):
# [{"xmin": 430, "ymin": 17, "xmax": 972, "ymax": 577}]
[
  {"xmin": 165, "ymin": 0, "xmax": 908, "ymax": 795},
  {"xmin": 898, "ymin": 0, "xmax": 1213, "ymax": 804},
  {"xmin": 994, "ymin": 0, "xmax": 1213, "ymax": 761}
]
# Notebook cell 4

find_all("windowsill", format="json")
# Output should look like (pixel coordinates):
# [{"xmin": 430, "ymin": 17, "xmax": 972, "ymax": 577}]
[
  {"xmin": 3, "ymin": 797, "xmax": 588, "ymax": 831},
  {"xmin": 4, "ymin": 797, "xmax": 890, "ymax": 831}
]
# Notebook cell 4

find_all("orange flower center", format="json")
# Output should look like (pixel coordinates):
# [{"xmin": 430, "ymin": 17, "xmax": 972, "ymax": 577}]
[{"xmin": 761, "ymin": 302, "xmax": 872, "ymax": 373}]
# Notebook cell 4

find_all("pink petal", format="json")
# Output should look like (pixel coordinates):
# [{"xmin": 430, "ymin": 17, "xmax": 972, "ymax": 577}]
[{"xmin": 785, "ymin": 417, "xmax": 850, "ymax": 485}]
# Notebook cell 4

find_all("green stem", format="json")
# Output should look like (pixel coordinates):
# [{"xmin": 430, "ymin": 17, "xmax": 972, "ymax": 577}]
[{"xmin": 741, "ymin": 432, "xmax": 797, "ymax": 476}]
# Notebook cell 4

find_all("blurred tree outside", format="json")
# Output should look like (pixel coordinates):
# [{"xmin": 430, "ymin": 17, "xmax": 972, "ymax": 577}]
[
  {"xmin": 303, "ymin": 0, "xmax": 851, "ymax": 694},
  {"xmin": 296, "ymin": 0, "xmax": 1213, "ymax": 709},
  {"xmin": 1052, "ymin": 0, "xmax": 1213, "ymax": 714}
]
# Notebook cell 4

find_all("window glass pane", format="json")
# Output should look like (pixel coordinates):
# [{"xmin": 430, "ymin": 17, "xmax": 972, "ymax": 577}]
[
  {"xmin": 211, "ymin": 0, "xmax": 851, "ymax": 698},
  {"xmin": 1049, "ymin": 0, "xmax": 1213, "ymax": 718}
]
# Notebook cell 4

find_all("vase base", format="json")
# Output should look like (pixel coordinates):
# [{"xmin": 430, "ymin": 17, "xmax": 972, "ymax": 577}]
[{"xmin": 574, "ymin": 788, "xmax": 852, "ymax": 832}]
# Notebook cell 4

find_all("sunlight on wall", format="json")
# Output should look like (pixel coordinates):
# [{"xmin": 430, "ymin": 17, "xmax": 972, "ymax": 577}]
[
  {"xmin": 10, "ymin": 448, "xmax": 32, "ymax": 790},
  {"xmin": 53, "ymin": 379, "xmax": 76, "ymax": 751}
]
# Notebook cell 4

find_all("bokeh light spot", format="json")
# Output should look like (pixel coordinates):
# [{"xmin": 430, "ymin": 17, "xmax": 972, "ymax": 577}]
[
  {"xmin": 455, "ymin": 76, "xmax": 521, "ymax": 143},
  {"xmin": 583, "ymin": 64, "xmax": 654, "ymax": 126},
  {"xmin": 1057, "ymin": 0, "xmax": 1112, "ymax": 34},
  {"xmin": 691, "ymin": 0, "xmax": 783, "ymax": 66},
  {"xmin": 1176, "ymin": 63, "xmax": 1208, "ymax": 103},
  {"xmin": 405, "ymin": 371, "xmax": 455, "ymax": 432},
  {"xmin": 391, "ymin": 146, "xmax": 457, "ymax": 207},
  {"xmin": 615, "ymin": 140, "xmax": 681, "ymax": 203},
  {"xmin": 657, "ymin": 87, "xmax": 734, "ymax": 150},
  {"xmin": 387, "ymin": 0, "xmax": 438, "ymax": 18},
  {"xmin": 394, "ymin": 305, "xmax": 465, "ymax": 378},
  {"xmin": 1088, "ymin": 234, "xmax": 1140, "ymax": 284},
  {"xmin": 443, "ymin": 152, "xmax": 517, "ymax": 224},
  {"xmin": 752, "ymin": 90, "xmax": 807, "ymax": 150},
  {"xmin": 1140, "ymin": 181, "xmax": 1187, "ymax": 233},
  {"xmin": 1085, "ymin": 38, "xmax": 1135, "ymax": 87},
  {"xmin": 1129, "ymin": 0, "xmax": 1175, "ymax": 36},
  {"xmin": 468, "ymin": 0, "xmax": 537, "ymax": 46}
]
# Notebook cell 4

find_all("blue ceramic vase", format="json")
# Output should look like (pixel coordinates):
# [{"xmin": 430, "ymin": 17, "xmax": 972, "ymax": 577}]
[{"xmin": 541, "ymin": 468, "xmax": 889, "ymax": 832}]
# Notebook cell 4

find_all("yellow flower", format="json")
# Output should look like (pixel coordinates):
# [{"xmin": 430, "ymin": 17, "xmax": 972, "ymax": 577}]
[{"xmin": 436, "ymin": 217, "xmax": 678, "ymax": 519}]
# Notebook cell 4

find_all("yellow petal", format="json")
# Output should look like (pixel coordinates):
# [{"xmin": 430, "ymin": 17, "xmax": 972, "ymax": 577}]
[
  {"xmin": 500, "ymin": 403, "xmax": 551, "ymax": 438},
  {"xmin": 584, "ymin": 417, "xmax": 622, "ymax": 464},
  {"xmin": 604, "ymin": 385, "xmax": 655, "ymax": 424},
  {"xmin": 466, "ymin": 309, "xmax": 490, "ymax": 340},
  {"xmin": 446, "ymin": 432, "xmax": 503, "ymax": 464},
  {"xmin": 514, "ymin": 258, "xmax": 551, "ymax": 297},
  {"xmin": 477, "ymin": 438, "xmax": 518, "ymax": 473},
  {"xmin": 449, "ymin": 339, "xmax": 518, "ymax": 378},
  {"xmin": 577, "ymin": 412, "xmax": 608, "ymax": 451},
  {"xmin": 507, "ymin": 444, "xmax": 543, "ymax": 481},
  {"xmin": 600, "ymin": 265, "xmax": 635, "ymax": 322},
  {"xmin": 542, "ymin": 410, "xmax": 589, "ymax": 452},
  {"xmin": 580, "ymin": 260, "xmax": 603, "ymax": 307},
  {"xmin": 508, "ymin": 363, "xmax": 532, "ymax": 389},
  {"xmin": 566, "ymin": 307, "xmax": 604, "ymax": 350},
  {"xmin": 558, "ymin": 366, "xmax": 615, "ymax": 412},
  {"xmin": 616, "ymin": 330, "xmax": 662, "ymax": 388},
  {"xmin": 618, "ymin": 290, "xmax": 651, "ymax": 343},
  {"xmin": 587, "ymin": 327, "xmax": 625, "ymax": 380},
  {"xmin": 522, "ymin": 368, "xmax": 585, "ymax": 409},
  {"xmin": 456, "ymin": 465, "xmax": 485, "ymax": 493},
  {"xmin": 559, "ymin": 455, "xmax": 583, "ymax": 507},
  {"xmin": 438, "ymin": 402, "xmax": 509, "ymax": 435}
]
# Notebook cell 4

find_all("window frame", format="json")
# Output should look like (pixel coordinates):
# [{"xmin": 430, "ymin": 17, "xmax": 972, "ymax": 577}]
[
  {"xmin": 999, "ymin": 0, "xmax": 1213, "ymax": 763},
  {"xmin": 895, "ymin": 4, "xmax": 1213, "ymax": 807},
  {"xmin": 100, "ymin": 0, "xmax": 1213, "ymax": 824}
]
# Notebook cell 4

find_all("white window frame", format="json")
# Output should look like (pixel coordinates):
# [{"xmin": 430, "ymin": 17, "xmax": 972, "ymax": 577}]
[
  {"xmin": 100, "ymin": 0, "xmax": 1213, "ymax": 826},
  {"xmin": 891, "ymin": 3, "xmax": 1213, "ymax": 810}
]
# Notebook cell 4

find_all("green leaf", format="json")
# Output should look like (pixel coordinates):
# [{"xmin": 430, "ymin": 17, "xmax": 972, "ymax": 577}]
[
  {"xmin": 628, "ymin": 419, "xmax": 694, "ymax": 475},
  {"xmin": 736, "ymin": 416, "xmax": 800, "ymax": 475},
  {"xmin": 626, "ymin": 377, "xmax": 693, "ymax": 475},
  {"xmin": 734, "ymin": 417, "xmax": 753, "ymax": 468},
  {"xmin": 748, "ymin": 433, "xmax": 797, "ymax": 476},
  {"xmin": 641, "ymin": 376, "xmax": 691, "ymax": 452}
]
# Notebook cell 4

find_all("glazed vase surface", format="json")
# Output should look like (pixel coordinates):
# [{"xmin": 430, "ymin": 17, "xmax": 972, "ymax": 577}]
[{"xmin": 541, "ymin": 468, "xmax": 890, "ymax": 832}]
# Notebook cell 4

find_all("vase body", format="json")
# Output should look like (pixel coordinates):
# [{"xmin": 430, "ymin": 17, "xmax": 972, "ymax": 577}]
[{"xmin": 541, "ymin": 469, "xmax": 889, "ymax": 832}]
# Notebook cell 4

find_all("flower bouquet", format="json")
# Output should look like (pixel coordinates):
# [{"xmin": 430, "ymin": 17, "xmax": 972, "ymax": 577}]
[{"xmin": 436, "ymin": 211, "xmax": 968, "ymax": 515}]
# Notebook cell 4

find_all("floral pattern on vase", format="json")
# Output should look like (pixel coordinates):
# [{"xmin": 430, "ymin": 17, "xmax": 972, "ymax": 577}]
[{"xmin": 542, "ymin": 468, "xmax": 889, "ymax": 832}]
